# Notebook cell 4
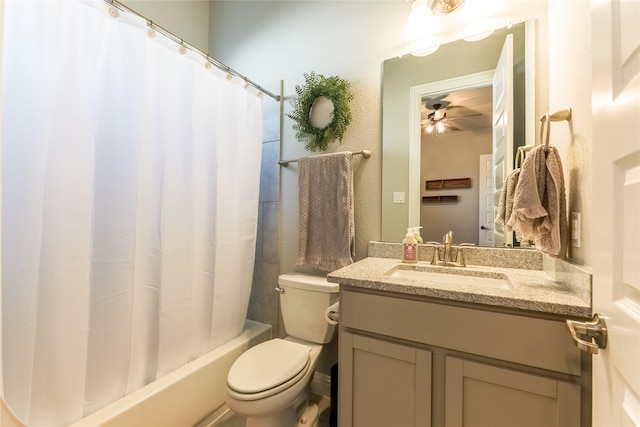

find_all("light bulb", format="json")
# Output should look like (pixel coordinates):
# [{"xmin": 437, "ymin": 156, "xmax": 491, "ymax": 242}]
[
  {"xmin": 463, "ymin": 30, "xmax": 494, "ymax": 42},
  {"xmin": 403, "ymin": 0, "xmax": 435, "ymax": 40},
  {"xmin": 436, "ymin": 121, "xmax": 445, "ymax": 133},
  {"xmin": 411, "ymin": 45, "xmax": 440, "ymax": 57}
]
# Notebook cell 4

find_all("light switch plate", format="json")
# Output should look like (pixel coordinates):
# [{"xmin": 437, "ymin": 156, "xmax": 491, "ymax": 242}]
[{"xmin": 393, "ymin": 192, "xmax": 405, "ymax": 204}]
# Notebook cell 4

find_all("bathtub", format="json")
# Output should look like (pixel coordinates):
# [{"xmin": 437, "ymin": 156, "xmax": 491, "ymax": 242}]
[{"xmin": 69, "ymin": 320, "xmax": 271, "ymax": 427}]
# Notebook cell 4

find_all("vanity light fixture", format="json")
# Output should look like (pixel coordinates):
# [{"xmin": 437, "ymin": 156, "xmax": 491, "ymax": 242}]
[
  {"xmin": 404, "ymin": 0, "xmax": 504, "ymax": 44},
  {"xmin": 411, "ymin": 45, "xmax": 440, "ymax": 57},
  {"xmin": 463, "ymin": 30, "xmax": 495, "ymax": 42},
  {"xmin": 404, "ymin": 0, "xmax": 466, "ymax": 39},
  {"xmin": 428, "ymin": 0, "xmax": 466, "ymax": 15},
  {"xmin": 403, "ymin": 0, "xmax": 434, "ymax": 40}
]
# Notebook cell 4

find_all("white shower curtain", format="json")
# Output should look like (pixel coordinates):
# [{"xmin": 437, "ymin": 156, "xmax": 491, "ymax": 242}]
[{"xmin": 1, "ymin": 1, "xmax": 263, "ymax": 425}]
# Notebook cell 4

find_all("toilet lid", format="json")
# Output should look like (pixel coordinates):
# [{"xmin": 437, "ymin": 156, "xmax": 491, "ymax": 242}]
[{"xmin": 227, "ymin": 339, "xmax": 311, "ymax": 394}]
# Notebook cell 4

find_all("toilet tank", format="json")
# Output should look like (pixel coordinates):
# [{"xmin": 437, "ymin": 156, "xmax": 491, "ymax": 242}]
[{"xmin": 278, "ymin": 273, "xmax": 339, "ymax": 344}]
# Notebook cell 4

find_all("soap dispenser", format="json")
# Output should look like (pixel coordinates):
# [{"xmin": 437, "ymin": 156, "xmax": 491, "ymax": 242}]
[
  {"xmin": 402, "ymin": 228, "xmax": 418, "ymax": 263},
  {"xmin": 412, "ymin": 226, "xmax": 423, "ymax": 244}
]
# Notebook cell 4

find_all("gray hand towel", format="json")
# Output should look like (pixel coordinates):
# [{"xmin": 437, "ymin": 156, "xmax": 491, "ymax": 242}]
[
  {"xmin": 507, "ymin": 145, "xmax": 568, "ymax": 257},
  {"xmin": 297, "ymin": 152, "xmax": 355, "ymax": 271},
  {"xmin": 495, "ymin": 168, "xmax": 520, "ymax": 233}
]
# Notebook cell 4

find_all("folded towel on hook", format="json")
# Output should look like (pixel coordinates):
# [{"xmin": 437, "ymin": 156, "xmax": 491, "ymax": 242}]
[
  {"xmin": 507, "ymin": 145, "xmax": 568, "ymax": 257},
  {"xmin": 297, "ymin": 152, "xmax": 354, "ymax": 271}
]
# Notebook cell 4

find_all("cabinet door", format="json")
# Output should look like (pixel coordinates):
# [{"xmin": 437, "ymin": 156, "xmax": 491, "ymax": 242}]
[
  {"xmin": 445, "ymin": 357, "xmax": 580, "ymax": 427},
  {"xmin": 339, "ymin": 331, "xmax": 431, "ymax": 427}
]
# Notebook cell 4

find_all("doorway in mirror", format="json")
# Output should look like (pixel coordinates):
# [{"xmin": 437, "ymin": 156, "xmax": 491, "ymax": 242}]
[{"xmin": 478, "ymin": 154, "xmax": 494, "ymax": 247}]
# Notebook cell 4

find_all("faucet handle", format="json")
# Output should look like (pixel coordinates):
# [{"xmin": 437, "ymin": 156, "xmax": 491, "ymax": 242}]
[
  {"xmin": 425, "ymin": 242, "xmax": 442, "ymax": 265},
  {"xmin": 454, "ymin": 243, "xmax": 475, "ymax": 267},
  {"xmin": 454, "ymin": 247, "xmax": 466, "ymax": 267},
  {"xmin": 432, "ymin": 247, "xmax": 442, "ymax": 265}
]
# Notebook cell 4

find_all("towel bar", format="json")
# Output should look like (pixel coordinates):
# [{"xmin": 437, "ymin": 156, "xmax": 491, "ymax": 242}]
[{"xmin": 278, "ymin": 149, "xmax": 371, "ymax": 166}]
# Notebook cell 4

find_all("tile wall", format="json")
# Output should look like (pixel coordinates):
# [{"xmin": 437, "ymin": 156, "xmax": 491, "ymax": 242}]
[{"xmin": 247, "ymin": 84, "xmax": 282, "ymax": 334}]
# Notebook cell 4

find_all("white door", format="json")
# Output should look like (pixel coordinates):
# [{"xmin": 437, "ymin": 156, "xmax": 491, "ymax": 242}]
[
  {"xmin": 492, "ymin": 34, "xmax": 514, "ymax": 248},
  {"xmin": 591, "ymin": 0, "xmax": 640, "ymax": 425},
  {"xmin": 478, "ymin": 154, "xmax": 494, "ymax": 247}
]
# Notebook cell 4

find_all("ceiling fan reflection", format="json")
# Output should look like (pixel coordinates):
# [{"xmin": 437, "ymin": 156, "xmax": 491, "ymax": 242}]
[{"xmin": 421, "ymin": 103, "xmax": 482, "ymax": 135}]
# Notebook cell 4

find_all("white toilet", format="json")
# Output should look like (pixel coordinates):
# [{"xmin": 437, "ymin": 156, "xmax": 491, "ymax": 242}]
[{"xmin": 224, "ymin": 273, "xmax": 339, "ymax": 427}]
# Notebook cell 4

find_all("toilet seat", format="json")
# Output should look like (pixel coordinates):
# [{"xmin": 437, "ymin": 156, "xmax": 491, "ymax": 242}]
[{"xmin": 226, "ymin": 339, "xmax": 311, "ymax": 400}]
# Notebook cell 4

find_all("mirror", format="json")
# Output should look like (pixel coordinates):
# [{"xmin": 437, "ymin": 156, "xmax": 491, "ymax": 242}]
[{"xmin": 381, "ymin": 20, "xmax": 535, "ymax": 246}]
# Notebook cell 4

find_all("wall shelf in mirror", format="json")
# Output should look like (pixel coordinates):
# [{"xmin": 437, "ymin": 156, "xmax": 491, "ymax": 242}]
[
  {"xmin": 422, "ymin": 195, "xmax": 459, "ymax": 203},
  {"xmin": 425, "ymin": 177, "xmax": 471, "ymax": 190}
]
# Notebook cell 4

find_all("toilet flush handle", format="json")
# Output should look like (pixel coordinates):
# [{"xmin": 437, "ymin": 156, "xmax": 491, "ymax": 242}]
[{"xmin": 275, "ymin": 287, "xmax": 285, "ymax": 294}]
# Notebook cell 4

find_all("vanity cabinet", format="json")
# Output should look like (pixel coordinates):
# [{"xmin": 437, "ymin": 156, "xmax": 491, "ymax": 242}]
[
  {"xmin": 444, "ymin": 356, "xmax": 580, "ymax": 427},
  {"xmin": 340, "ymin": 332, "xmax": 431, "ymax": 426},
  {"xmin": 338, "ymin": 288, "xmax": 587, "ymax": 427}
]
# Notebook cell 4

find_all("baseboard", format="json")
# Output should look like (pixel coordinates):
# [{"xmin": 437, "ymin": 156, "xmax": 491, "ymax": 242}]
[{"xmin": 311, "ymin": 372, "xmax": 332, "ymax": 398}]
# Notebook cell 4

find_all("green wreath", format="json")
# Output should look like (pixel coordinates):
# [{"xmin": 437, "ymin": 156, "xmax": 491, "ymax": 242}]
[{"xmin": 287, "ymin": 72, "xmax": 354, "ymax": 152}]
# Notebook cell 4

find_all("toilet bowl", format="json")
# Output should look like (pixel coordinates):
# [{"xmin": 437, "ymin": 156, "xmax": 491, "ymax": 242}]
[
  {"xmin": 224, "ymin": 273, "xmax": 338, "ymax": 427},
  {"xmin": 225, "ymin": 337, "xmax": 322, "ymax": 425}
]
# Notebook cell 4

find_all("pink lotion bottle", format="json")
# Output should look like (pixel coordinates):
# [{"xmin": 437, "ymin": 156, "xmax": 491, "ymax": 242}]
[{"xmin": 402, "ymin": 228, "xmax": 418, "ymax": 263}]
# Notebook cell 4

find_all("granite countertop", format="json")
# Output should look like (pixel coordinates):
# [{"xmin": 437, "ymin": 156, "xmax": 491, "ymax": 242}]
[{"xmin": 327, "ymin": 251, "xmax": 592, "ymax": 318}]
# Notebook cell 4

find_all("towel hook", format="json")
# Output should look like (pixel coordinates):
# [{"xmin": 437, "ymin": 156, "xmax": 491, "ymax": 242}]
[
  {"xmin": 549, "ymin": 108, "xmax": 572, "ymax": 122},
  {"xmin": 515, "ymin": 145, "xmax": 536, "ymax": 169},
  {"xmin": 540, "ymin": 113, "xmax": 551, "ymax": 150},
  {"xmin": 515, "ymin": 147, "xmax": 525, "ymax": 168},
  {"xmin": 539, "ymin": 108, "xmax": 572, "ymax": 150}
]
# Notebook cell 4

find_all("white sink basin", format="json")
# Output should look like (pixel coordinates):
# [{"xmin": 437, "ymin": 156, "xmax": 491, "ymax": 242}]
[{"xmin": 384, "ymin": 264, "xmax": 513, "ymax": 290}]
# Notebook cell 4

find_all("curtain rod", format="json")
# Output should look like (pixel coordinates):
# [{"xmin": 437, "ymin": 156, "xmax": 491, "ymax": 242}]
[
  {"xmin": 278, "ymin": 150, "xmax": 371, "ymax": 166},
  {"xmin": 104, "ymin": 0, "xmax": 281, "ymax": 102}
]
